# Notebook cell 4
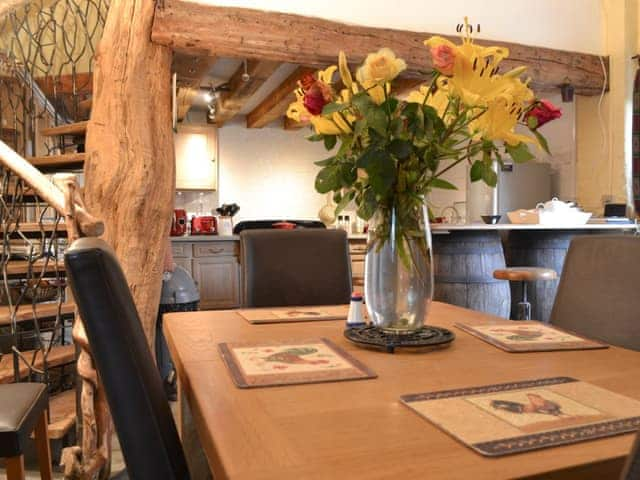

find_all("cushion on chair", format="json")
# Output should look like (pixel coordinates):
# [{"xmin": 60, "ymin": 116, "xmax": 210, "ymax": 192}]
[
  {"xmin": 0, "ymin": 382, "xmax": 48, "ymax": 457},
  {"xmin": 550, "ymin": 235, "xmax": 640, "ymax": 351},
  {"xmin": 240, "ymin": 229, "xmax": 352, "ymax": 308},
  {"xmin": 64, "ymin": 238, "xmax": 189, "ymax": 480}
]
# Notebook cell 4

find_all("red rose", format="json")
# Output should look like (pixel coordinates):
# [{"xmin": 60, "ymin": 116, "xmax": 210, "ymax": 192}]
[
  {"xmin": 525, "ymin": 99, "xmax": 562, "ymax": 128},
  {"xmin": 303, "ymin": 82, "xmax": 332, "ymax": 115}
]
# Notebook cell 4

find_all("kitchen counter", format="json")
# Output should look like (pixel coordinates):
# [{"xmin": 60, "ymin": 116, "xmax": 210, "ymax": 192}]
[
  {"xmin": 170, "ymin": 235, "xmax": 239, "ymax": 242},
  {"xmin": 431, "ymin": 222, "xmax": 638, "ymax": 232}
]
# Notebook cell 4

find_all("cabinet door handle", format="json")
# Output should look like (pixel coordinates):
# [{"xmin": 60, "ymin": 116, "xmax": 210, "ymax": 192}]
[{"xmin": 207, "ymin": 248, "xmax": 224, "ymax": 254}]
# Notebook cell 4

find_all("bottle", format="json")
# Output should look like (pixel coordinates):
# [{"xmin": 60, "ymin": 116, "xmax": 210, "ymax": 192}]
[{"xmin": 346, "ymin": 292, "xmax": 366, "ymax": 328}]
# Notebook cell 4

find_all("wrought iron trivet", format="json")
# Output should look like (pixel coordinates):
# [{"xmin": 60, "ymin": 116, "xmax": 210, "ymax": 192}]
[{"xmin": 344, "ymin": 325, "xmax": 455, "ymax": 353}]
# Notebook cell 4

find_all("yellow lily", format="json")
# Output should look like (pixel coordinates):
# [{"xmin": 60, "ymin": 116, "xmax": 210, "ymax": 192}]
[
  {"xmin": 338, "ymin": 51, "xmax": 353, "ymax": 90},
  {"xmin": 469, "ymin": 97, "xmax": 535, "ymax": 146},
  {"xmin": 406, "ymin": 86, "xmax": 449, "ymax": 118},
  {"xmin": 310, "ymin": 116, "xmax": 344, "ymax": 135},
  {"xmin": 424, "ymin": 17, "xmax": 533, "ymax": 109},
  {"xmin": 318, "ymin": 65, "xmax": 337, "ymax": 85},
  {"xmin": 286, "ymin": 89, "xmax": 311, "ymax": 123}
]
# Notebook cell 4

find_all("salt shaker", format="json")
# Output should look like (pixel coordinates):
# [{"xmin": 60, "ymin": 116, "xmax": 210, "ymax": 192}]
[{"xmin": 346, "ymin": 292, "xmax": 366, "ymax": 328}]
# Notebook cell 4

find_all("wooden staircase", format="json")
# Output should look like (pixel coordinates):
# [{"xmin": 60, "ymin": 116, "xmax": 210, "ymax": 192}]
[{"xmin": 2, "ymin": 117, "xmax": 90, "ymax": 442}]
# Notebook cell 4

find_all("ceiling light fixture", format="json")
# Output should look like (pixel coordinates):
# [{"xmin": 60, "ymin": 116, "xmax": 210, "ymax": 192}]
[{"xmin": 241, "ymin": 59, "xmax": 250, "ymax": 82}]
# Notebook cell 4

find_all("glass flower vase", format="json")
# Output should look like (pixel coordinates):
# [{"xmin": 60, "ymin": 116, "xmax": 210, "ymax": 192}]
[{"xmin": 364, "ymin": 200, "xmax": 433, "ymax": 333}]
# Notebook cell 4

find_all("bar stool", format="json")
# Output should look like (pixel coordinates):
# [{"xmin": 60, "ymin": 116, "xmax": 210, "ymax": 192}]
[
  {"xmin": 0, "ymin": 382, "xmax": 52, "ymax": 480},
  {"xmin": 493, "ymin": 267, "xmax": 557, "ymax": 320}
]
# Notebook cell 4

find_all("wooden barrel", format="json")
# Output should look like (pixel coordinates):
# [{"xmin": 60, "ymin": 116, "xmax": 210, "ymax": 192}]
[
  {"xmin": 505, "ymin": 230, "xmax": 612, "ymax": 323},
  {"xmin": 505, "ymin": 231, "xmax": 570, "ymax": 323},
  {"xmin": 432, "ymin": 231, "xmax": 511, "ymax": 318}
]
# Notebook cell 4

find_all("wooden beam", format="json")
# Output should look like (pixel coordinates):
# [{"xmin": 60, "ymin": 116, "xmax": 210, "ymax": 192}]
[
  {"xmin": 152, "ymin": 2, "xmax": 608, "ymax": 96},
  {"xmin": 246, "ymin": 66, "xmax": 315, "ymax": 129},
  {"xmin": 214, "ymin": 60, "xmax": 280, "ymax": 125},
  {"xmin": 172, "ymin": 53, "xmax": 217, "ymax": 121}
]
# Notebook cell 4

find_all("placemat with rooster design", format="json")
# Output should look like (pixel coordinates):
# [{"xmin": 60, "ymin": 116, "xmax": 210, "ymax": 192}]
[
  {"xmin": 219, "ymin": 338, "xmax": 377, "ymax": 388},
  {"xmin": 237, "ymin": 305, "xmax": 352, "ymax": 324},
  {"xmin": 455, "ymin": 321, "xmax": 609, "ymax": 352},
  {"xmin": 401, "ymin": 377, "xmax": 640, "ymax": 456}
]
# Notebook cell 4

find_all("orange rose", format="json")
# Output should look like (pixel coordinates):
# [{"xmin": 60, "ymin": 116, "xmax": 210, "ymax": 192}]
[{"xmin": 430, "ymin": 44, "xmax": 455, "ymax": 75}]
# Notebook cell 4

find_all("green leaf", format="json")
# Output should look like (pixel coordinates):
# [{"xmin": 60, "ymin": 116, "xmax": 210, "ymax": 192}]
[
  {"xmin": 314, "ymin": 156, "xmax": 335, "ymax": 167},
  {"xmin": 382, "ymin": 97, "xmax": 399, "ymax": 114},
  {"xmin": 367, "ymin": 106, "xmax": 388, "ymax": 137},
  {"xmin": 527, "ymin": 116, "xmax": 538, "ymax": 130},
  {"xmin": 470, "ymin": 160, "xmax": 484, "ymax": 182},
  {"xmin": 323, "ymin": 135, "xmax": 337, "ymax": 150},
  {"xmin": 429, "ymin": 178, "xmax": 458, "ymax": 190},
  {"xmin": 357, "ymin": 148, "xmax": 395, "ymax": 196},
  {"xmin": 322, "ymin": 102, "xmax": 348, "ymax": 115},
  {"xmin": 307, "ymin": 134, "xmax": 324, "ymax": 142},
  {"xmin": 356, "ymin": 188, "xmax": 377, "ymax": 220},
  {"xmin": 352, "ymin": 91, "xmax": 373, "ymax": 114},
  {"xmin": 533, "ymin": 130, "xmax": 550, "ymax": 155},
  {"xmin": 335, "ymin": 190, "xmax": 355, "ymax": 215},
  {"xmin": 481, "ymin": 166, "xmax": 498, "ymax": 187},
  {"xmin": 339, "ymin": 163, "xmax": 357, "ymax": 186},
  {"xmin": 388, "ymin": 139, "xmax": 411, "ymax": 160},
  {"xmin": 505, "ymin": 142, "xmax": 535, "ymax": 163},
  {"xmin": 314, "ymin": 166, "xmax": 341, "ymax": 193}
]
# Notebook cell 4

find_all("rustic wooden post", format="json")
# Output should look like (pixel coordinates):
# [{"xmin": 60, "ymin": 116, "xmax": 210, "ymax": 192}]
[
  {"xmin": 60, "ymin": 1, "xmax": 174, "ymax": 477},
  {"xmin": 84, "ymin": 0, "xmax": 175, "ymax": 346}
]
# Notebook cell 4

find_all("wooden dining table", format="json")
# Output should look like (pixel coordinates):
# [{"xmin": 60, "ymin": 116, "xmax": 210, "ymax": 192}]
[{"xmin": 164, "ymin": 301, "xmax": 640, "ymax": 480}]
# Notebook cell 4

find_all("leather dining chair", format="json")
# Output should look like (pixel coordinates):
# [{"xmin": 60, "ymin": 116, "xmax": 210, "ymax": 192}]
[
  {"xmin": 240, "ymin": 229, "xmax": 352, "ymax": 308},
  {"xmin": 549, "ymin": 235, "xmax": 640, "ymax": 351},
  {"xmin": 64, "ymin": 238, "xmax": 190, "ymax": 480}
]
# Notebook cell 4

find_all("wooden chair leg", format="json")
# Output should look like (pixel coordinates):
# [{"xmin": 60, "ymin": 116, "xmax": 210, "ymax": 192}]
[
  {"xmin": 5, "ymin": 455, "xmax": 25, "ymax": 480},
  {"xmin": 33, "ymin": 410, "xmax": 53, "ymax": 480}
]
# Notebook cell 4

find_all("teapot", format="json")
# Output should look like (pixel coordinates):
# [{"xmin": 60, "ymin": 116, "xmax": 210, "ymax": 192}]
[{"xmin": 536, "ymin": 197, "xmax": 576, "ymax": 212}]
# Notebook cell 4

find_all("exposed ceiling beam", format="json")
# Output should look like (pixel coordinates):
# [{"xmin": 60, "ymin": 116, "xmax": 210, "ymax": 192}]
[
  {"xmin": 171, "ymin": 53, "xmax": 217, "ymax": 121},
  {"xmin": 214, "ymin": 60, "xmax": 280, "ymax": 126},
  {"xmin": 152, "ymin": 1, "xmax": 608, "ymax": 96},
  {"xmin": 246, "ymin": 66, "xmax": 315, "ymax": 129}
]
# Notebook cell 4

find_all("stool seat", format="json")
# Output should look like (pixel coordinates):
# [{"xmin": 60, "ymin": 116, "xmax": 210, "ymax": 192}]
[
  {"xmin": 493, "ymin": 267, "xmax": 557, "ymax": 282},
  {"xmin": 0, "ymin": 383, "xmax": 48, "ymax": 457}
]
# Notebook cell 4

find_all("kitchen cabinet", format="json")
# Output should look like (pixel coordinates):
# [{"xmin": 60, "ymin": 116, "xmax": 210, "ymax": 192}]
[
  {"xmin": 192, "ymin": 256, "xmax": 240, "ymax": 309},
  {"xmin": 174, "ymin": 125, "xmax": 217, "ymax": 190},
  {"xmin": 172, "ymin": 239, "xmax": 240, "ymax": 309}
]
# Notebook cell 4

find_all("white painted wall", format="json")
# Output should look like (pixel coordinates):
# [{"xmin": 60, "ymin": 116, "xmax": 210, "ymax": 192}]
[{"xmin": 193, "ymin": 0, "xmax": 605, "ymax": 53}]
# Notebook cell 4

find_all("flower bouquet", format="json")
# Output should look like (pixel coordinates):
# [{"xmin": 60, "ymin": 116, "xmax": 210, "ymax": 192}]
[{"xmin": 287, "ymin": 20, "xmax": 561, "ymax": 332}]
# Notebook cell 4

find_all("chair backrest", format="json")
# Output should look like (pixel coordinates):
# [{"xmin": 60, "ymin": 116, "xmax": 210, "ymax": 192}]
[
  {"xmin": 64, "ymin": 238, "xmax": 189, "ymax": 480},
  {"xmin": 550, "ymin": 235, "xmax": 640, "ymax": 351},
  {"xmin": 240, "ymin": 229, "xmax": 352, "ymax": 308}
]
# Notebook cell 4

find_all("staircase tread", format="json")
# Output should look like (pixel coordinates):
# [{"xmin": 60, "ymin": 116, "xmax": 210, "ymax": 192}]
[
  {"xmin": 4, "ymin": 259, "xmax": 65, "ymax": 275},
  {"xmin": 0, "ymin": 301, "xmax": 75, "ymax": 325},
  {"xmin": 0, "ymin": 222, "xmax": 67, "ymax": 235},
  {"xmin": 29, "ymin": 152, "xmax": 85, "ymax": 167},
  {"xmin": 47, "ymin": 389, "xmax": 76, "ymax": 439},
  {"xmin": 40, "ymin": 121, "xmax": 88, "ymax": 137},
  {"xmin": 0, "ymin": 344, "xmax": 75, "ymax": 384}
]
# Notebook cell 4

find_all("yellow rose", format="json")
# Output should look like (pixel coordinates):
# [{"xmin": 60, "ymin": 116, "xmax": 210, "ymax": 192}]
[{"xmin": 356, "ymin": 48, "xmax": 407, "ymax": 85}]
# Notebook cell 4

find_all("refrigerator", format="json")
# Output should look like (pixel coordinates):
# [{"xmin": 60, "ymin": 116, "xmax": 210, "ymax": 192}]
[{"xmin": 466, "ymin": 162, "xmax": 551, "ymax": 223}]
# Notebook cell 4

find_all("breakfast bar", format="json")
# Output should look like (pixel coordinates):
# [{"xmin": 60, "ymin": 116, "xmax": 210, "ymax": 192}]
[{"xmin": 431, "ymin": 223, "xmax": 639, "ymax": 321}]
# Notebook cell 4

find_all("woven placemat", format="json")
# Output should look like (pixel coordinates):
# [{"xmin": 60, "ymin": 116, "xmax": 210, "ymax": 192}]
[{"xmin": 401, "ymin": 377, "xmax": 640, "ymax": 456}]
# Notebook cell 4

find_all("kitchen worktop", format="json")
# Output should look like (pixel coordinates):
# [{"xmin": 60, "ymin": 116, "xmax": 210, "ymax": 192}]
[
  {"xmin": 171, "ymin": 235, "xmax": 239, "ymax": 241},
  {"xmin": 430, "ymin": 222, "xmax": 638, "ymax": 231}
]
